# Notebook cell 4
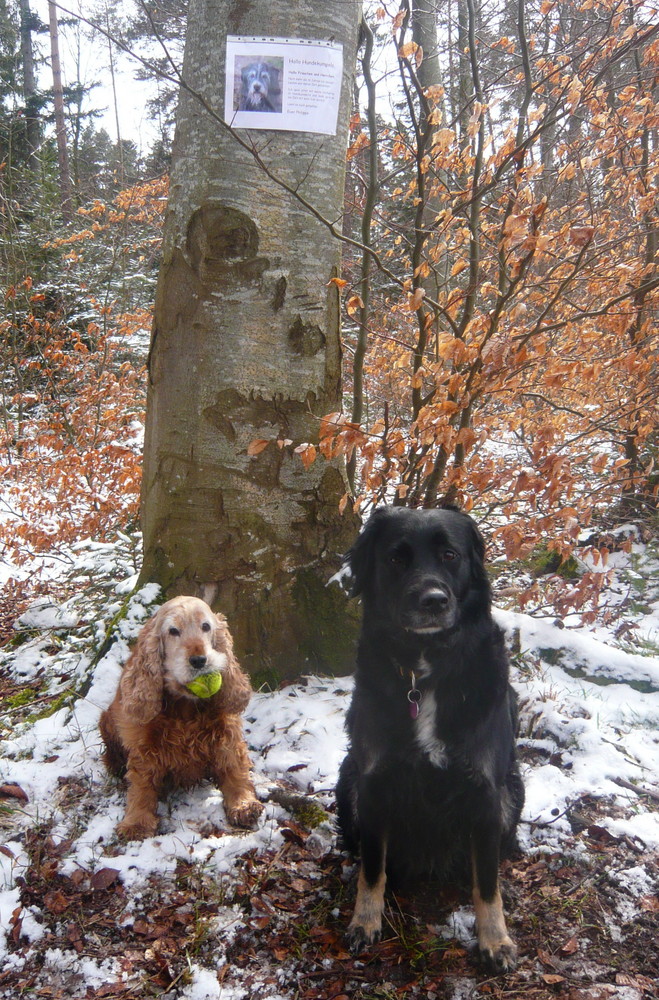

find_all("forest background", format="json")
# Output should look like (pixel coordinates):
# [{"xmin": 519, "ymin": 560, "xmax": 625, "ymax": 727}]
[{"xmin": 1, "ymin": 0, "xmax": 658, "ymax": 633}]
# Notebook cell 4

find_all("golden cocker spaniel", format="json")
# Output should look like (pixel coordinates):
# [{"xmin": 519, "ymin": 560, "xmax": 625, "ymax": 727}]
[{"xmin": 99, "ymin": 595, "xmax": 263, "ymax": 839}]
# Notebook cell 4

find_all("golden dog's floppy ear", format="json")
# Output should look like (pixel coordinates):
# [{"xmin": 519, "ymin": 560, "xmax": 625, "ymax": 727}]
[
  {"xmin": 118, "ymin": 613, "xmax": 164, "ymax": 723},
  {"xmin": 213, "ymin": 614, "xmax": 253, "ymax": 714}
]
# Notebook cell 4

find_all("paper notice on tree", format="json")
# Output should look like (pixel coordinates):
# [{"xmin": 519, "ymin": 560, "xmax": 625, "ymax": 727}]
[{"xmin": 225, "ymin": 36, "xmax": 343, "ymax": 135}]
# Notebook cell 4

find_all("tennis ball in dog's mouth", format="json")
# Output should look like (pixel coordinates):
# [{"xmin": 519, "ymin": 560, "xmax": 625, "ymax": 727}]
[{"xmin": 186, "ymin": 672, "xmax": 222, "ymax": 698}]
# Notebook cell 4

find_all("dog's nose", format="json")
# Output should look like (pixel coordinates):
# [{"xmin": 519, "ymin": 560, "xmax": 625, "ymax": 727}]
[
  {"xmin": 419, "ymin": 588, "xmax": 449, "ymax": 612},
  {"xmin": 189, "ymin": 655, "xmax": 208, "ymax": 672}
]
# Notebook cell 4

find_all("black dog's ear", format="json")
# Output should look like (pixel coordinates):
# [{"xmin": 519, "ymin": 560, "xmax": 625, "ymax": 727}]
[
  {"xmin": 467, "ymin": 516, "xmax": 486, "ymax": 564},
  {"xmin": 464, "ymin": 515, "xmax": 491, "ymax": 592},
  {"xmin": 347, "ymin": 507, "xmax": 391, "ymax": 597},
  {"xmin": 440, "ymin": 503, "xmax": 486, "ymax": 565}
]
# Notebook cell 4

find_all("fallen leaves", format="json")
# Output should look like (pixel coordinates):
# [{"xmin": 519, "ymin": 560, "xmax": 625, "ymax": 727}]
[
  {"xmin": 560, "ymin": 935, "xmax": 580, "ymax": 955},
  {"xmin": 90, "ymin": 868, "xmax": 120, "ymax": 892},
  {"xmin": 0, "ymin": 783, "xmax": 28, "ymax": 803},
  {"xmin": 3, "ymin": 805, "xmax": 658, "ymax": 1000},
  {"xmin": 43, "ymin": 890, "xmax": 70, "ymax": 915}
]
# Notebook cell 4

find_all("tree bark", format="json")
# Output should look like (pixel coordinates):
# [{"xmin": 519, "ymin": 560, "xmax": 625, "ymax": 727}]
[{"xmin": 141, "ymin": 0, "xmax": 362, "ymax": 680}]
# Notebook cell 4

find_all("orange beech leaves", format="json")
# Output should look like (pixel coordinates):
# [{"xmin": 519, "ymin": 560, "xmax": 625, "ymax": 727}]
[
  {"xmin": 318, "ymin": 0, "xmax": 659, "ymax": 598},
  {"xmin": 0, "ymin": 305, "xmax": 145, "ymax": 564},
  {"xmin": 0, "ymin": 179, "xmax": 166, "ymax": 569}
]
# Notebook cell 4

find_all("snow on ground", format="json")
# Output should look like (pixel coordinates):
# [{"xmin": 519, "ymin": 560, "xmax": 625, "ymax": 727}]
[
  {"xmin": 495, "ymin": 608, "xmax": 659, "ymax": 848},
  {"xmin": 1, "ymin": 532, "xmax": 658, "ymax": 996}
]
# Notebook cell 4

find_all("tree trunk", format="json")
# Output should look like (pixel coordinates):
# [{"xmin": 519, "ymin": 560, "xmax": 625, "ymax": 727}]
[
  {"xmin": 48, "ymin": 0, "xmax": 74, "ymax": 221},
  {"xmin": 141, "ymin": 0, "xmax": 362, "ymax": 680},
  {"xmin": 412, "ymin": 0, "xmax": 441, "ymax": 92},
  {"xmin": 456, "ymin": 0, "xmax": 471, "ymax": 143},
  {"xmin": 19, "ymin": 0, "xmax": 40, "ymax": 172},
  {"xmin": 411, "ymin": 0, "xmax": 445, "ymax": 324},
  {"xmin": 105, "ymin": 6, "xmax": 125, "ymax": 188}
]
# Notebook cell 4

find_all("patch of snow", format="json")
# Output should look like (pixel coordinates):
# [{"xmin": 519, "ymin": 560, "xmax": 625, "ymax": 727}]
[
  {"xmin": 18, "ymin": 907, "xmax": 46, "ymax": 944},
  {"xmin": 496, "ymin": 607, "xmax": 659, "ymax": 690},
  {"xmin": 0, "ymin": 887, "xmax": 21, "ymax": 961},
  {"xmin": 6, "ymin": 637, "xmax": 54, "ymax": 683},
  {"xmin": 14, "ymin": 598, "xmax": 80, "ymax": 631},
  {"xmin": 434, "ymin": 906, "xmax": 476, "ymax": 947},
  {"xmin": 178, "ymin": 964, "xmax": 224, "ymax": 999}
]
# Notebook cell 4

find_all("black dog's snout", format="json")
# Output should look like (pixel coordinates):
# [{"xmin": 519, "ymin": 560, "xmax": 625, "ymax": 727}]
[
  {"xmin": 189, "ymin": 655, "xmax": 208, "ymax": 672},
  {"xmin": 400, "ymin": 577, "xmax": 457, "ymax": 634},
  {"xmin": 419, "ymin": 587, "xmax": 450, "ymax": 612}
]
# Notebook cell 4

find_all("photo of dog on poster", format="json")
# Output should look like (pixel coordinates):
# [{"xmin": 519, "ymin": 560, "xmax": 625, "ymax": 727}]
[{"xmin": 233, "ymin": 55, "xmax": 283, "ymax": 114}]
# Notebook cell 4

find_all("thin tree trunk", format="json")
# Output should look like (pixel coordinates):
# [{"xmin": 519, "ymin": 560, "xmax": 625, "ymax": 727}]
[
  {"xmin": 411, "ymin": 0, "xmax": 445, "ymax": 340},
  {"xmin": 348, "ymin": 17, "xmax": 377, "ymax": 495},
  {"xmin": 622, "ymin": 40, "xmax": 657, "ymax": 512},
  {"xmin": 412, "ymin": 0, "xmax": 441, "ymax": 91},
  {"xmin": 48, "ymin": 0, "xmax": 74, "ymax": 221},
  {"xmin": 19, "ymin": 0, "xmax": 40, "ymax": 172},
  {"xmin": 106, "ymin": 6, "xmax": 125, "ymax": 187}
]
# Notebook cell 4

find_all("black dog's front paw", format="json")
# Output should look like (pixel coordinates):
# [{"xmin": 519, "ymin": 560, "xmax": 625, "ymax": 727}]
[{"xmin": 346, "ymin": 922, "xmax": 382, "ymax": 954}]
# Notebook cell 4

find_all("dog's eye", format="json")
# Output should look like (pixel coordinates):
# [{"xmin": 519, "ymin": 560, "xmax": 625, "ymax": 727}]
[
  {"xmin": 389, "ymin": 544, "xmax": 411, "ymax": 567},
  {"xmin": 442, "ymin": 549, "xmax": 459, "ymax": 562},
  {"xmin": 169, "ymin": 626, "xmax": 181, "ymax": 637},
  {"xmin": 201, "ymin": 622, "xmax": 211, "ymax": 633}
]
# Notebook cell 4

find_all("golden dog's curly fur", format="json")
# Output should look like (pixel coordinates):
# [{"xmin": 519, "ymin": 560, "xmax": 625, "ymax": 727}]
[{"xmin": 99, "ymin": 595, "xmax": 263, "ymax": 839}]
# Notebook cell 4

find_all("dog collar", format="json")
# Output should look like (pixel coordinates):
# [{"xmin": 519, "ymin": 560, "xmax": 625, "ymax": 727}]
[
  {"xmin": 407, "ymin": 671, "xmax": 422, "ymax": 719},
  {"xmin": 392, "ymin": 658, "xmax": 423, "ymax": 719}
]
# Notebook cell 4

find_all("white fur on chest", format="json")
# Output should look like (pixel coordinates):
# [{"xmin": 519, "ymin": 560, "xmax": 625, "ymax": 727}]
[{"xmin": 413, "ymin": 689, "xmax": 448, "ymax": 768}]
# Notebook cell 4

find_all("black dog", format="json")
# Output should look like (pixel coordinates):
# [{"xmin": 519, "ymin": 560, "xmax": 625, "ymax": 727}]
[
  {"xmin": 336, "ymin": 506, "xmax": 524, "ymax": 973},
  {"xmin": 239, "ymin": 62, "xmax": 280, "ymax": 112}
]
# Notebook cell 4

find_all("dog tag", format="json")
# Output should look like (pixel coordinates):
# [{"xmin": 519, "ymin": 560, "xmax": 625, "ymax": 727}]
[{"xmin": 408, "ymin": 688, "xmax": 421, "ymax": 719}]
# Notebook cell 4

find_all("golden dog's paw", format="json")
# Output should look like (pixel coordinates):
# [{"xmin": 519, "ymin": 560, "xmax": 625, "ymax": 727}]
[
  {"xmin": 226, "ymin": 798, "xmax": 264, "ymax": 829},
  {"xmin": 116, "ymin": 815, "xmax": 158, "ymax": 840}
]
